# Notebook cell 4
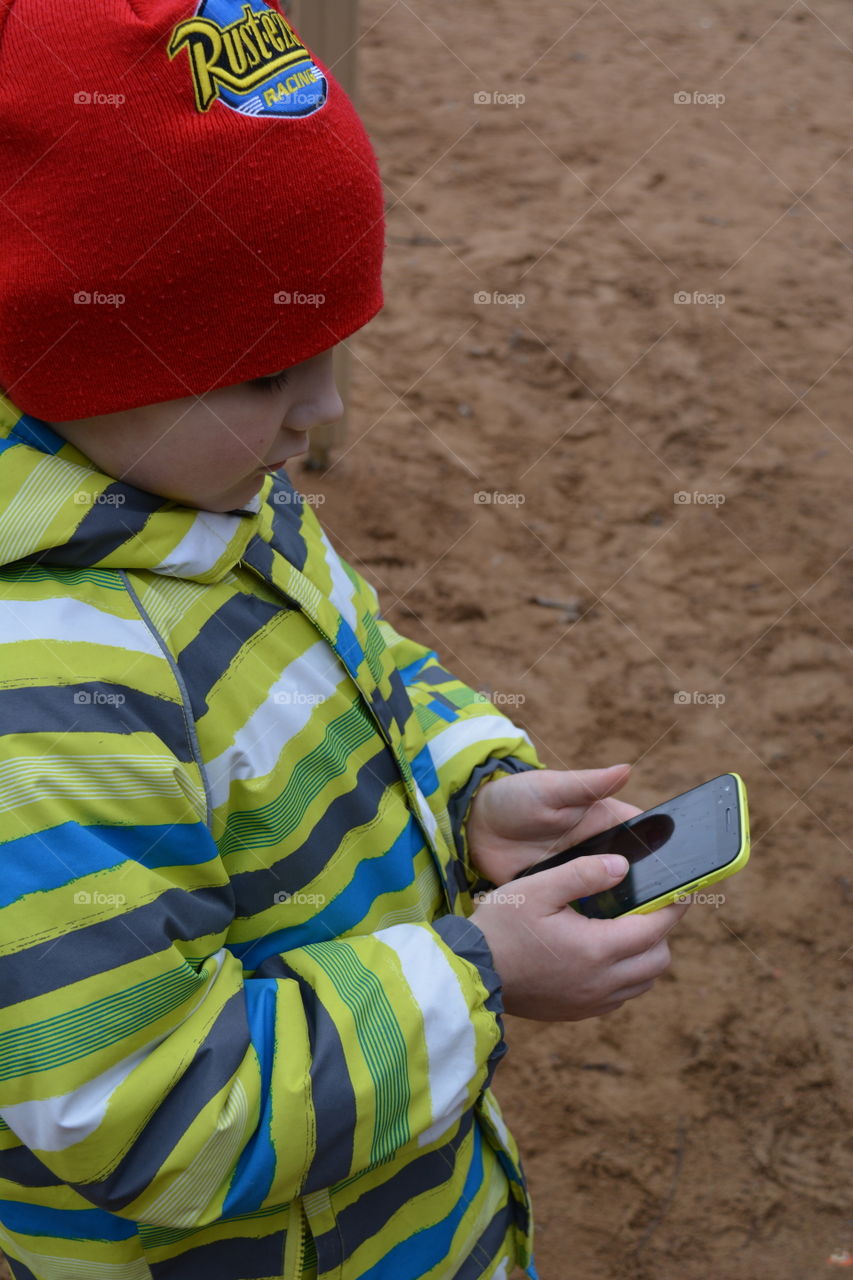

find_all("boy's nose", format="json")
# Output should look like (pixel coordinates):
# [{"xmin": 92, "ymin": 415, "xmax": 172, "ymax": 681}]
[{"xmin": 290, "ymin": 382, "xmax": 344, "ymax": 434}]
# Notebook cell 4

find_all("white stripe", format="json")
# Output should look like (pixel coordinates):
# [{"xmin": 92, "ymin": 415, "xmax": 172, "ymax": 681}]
[
  {"xmin": 373, "ymin": 862, "xmax": 442, "ymax": 930},
  {"xmin": 0, "ymin": 597, "xmax": 162, "ymax": 655},
  {"xmin": 206, "ymin": 640, "xmax": 346, "ymax": 810},
  {"xmin": 140, "ymin": 1078, "xmax": 249, "ymax": 1226},
  {"xmin": 425, "ymin": 714, "xmax": 534, "ymax": 771},
  {"xmin": 0, "ymin": 951, "xmax": 226, "ymax": 1153},
  {"xmin": 412, "ymin": 779, "xmax": 441, "ymax": 848},
  {"xmin": 0, "ymin": 1238, "xmax": 152, "ymax": 1280},
  {"xmin": 0, "ymin": 454, "xmax": 92, "ymax": 567},
  {"xmin": 153, "ymin": 509, "xmax": 245, "ymax": 579},
  {"xmin": 317, "ymin": 528, "xmax": 360, "ymax": 633},
  {"xmin": 0, "ymin": 754, "xmax": 206, "ymax": 817},
  {"xmin": 373, "ymin": 924, "xmax": 477, "ymax": 1148}
]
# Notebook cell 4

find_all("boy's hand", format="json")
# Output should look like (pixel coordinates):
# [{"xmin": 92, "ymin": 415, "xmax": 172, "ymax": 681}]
[
  {"xmin": 470, "ymin": 854, "xmax": 690, "ymax": 1021},
  {"xmin": 466, "ymin": 763, "xmax": 638, "ymax": 887}
]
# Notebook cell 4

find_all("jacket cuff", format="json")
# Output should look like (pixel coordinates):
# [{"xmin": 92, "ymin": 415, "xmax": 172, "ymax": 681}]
[
  {"xmin": 447, "ymin": 755, "xmax": 542, "ymax": 899},
  {"xmin": 432, "ymin": 913, "xmax": 508, "ymax": 1091}
]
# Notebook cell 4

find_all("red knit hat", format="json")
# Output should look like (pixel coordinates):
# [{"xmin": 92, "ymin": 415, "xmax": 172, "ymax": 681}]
[{"xmin": 0, "ymin": 0, "xmax": 386, "ymax": 421}]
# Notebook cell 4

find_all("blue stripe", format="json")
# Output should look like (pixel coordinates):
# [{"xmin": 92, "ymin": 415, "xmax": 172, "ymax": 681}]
[
  {"xmin": 0, "ymin": 1200, "xmax": 136, "ymax": 1241},
  {"xmin": 220, "ymin": 979, "xmax": 278, "ymax": 1217},
  {"xmin": 0, "ymin": 822, "xmax": 219, "ymax": 909},
  {"xmin": 410, "ymin": 744, "xmax": 441, "ymax": 798},
  {"xmin": 10, "ymin": 415, "xmax": 66, "ymax": 455},
  {"xmin": 360, "ymin": 1121, "xmax": 484, "ymax": 1279},
  {"xmin": 428, "ymin": 698, "xmax": 457, "ymax": 723},
  {"xmin": 333, "ymin": 617, "xmax": 365, "ymax": 677},
  {"xmin": 231, "ymin": 815, "xmax": 423, "ymax": 967},
  {"xmin": 397, "ymin": 651, "xmax": 438, "ymax": 684}
]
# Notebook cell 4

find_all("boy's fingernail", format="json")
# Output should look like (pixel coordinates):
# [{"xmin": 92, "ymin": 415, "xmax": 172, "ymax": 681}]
[{"xmin": 602, "ymin": 854, "xmax": 628, "ymax": 878}]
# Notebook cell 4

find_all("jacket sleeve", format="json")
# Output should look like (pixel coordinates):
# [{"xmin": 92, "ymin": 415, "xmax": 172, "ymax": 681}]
[
  {"xmin": 339, "ymin": 556, "xmax": 548, "ymax": 894},
  {"xmin": 0, "ymin": 702, "xmax": 507, "ymax": 1229}
]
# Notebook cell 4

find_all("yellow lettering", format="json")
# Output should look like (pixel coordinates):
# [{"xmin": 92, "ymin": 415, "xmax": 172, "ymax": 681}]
[
  {"xmin": 260, "ymin": 11, "xmax": 284, "ymax": 53},
  {"xmin": 222, "ymin": 28, "xmax": 248, "ymax": 76},
  {"xmin": 241, "ymin": 4, "xmax": 272, "ymax": 60},
  {"xmin": 263, "ymin": 86, "xmax": 277, "ymax": 105},
  {"xmin": 168, "ymin": 19, "xmax": 224, "ymax": 112},
  {"xmin": 240, "ymin": 25, "xmax": 261, "ymax": 67}
]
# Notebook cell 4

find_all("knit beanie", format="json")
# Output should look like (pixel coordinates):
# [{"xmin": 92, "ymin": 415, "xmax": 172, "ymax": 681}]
[{"xmin": 0, "ymin": 0, "xmax": 386, "ymax": 421}]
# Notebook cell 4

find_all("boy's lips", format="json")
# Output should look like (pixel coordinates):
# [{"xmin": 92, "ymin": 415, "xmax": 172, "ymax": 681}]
[{"xmin": 262, "ymin": 432, "xmax": 308, "ymax": 470}]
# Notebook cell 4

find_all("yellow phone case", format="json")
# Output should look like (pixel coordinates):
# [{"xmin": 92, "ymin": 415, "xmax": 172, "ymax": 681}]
[{"xmin": 624, "ymin": 772, "xmax": 751, "ymax": 915}]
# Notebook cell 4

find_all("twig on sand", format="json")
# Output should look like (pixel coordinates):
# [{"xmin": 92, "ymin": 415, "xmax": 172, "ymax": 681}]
[{"xmin": 630, "ymin": 1120, "xmax": 687, "ymax": 1256}]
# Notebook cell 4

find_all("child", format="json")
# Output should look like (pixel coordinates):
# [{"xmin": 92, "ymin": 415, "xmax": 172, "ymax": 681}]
[{"xmin": 0, "ymin": 3, "xmax": 689, "ymax": 1278}]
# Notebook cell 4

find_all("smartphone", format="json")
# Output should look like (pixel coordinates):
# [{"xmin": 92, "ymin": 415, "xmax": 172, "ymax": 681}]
[{"xmin": 514, "ymin": 773, "xmax": 750, "ymax": 918}]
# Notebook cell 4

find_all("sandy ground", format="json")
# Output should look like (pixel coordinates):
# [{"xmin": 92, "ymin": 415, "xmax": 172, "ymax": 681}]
[
  {"xmin": 3, "ymin": 3, "xmax": 850, "ymax": 1279},
  {"xmin": 299, "ymin": 1, "xmax": 852, "ymax": 1277}
]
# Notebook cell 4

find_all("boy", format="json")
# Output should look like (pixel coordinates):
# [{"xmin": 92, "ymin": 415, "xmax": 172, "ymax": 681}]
[{"xmin": 0, "ymin": 3, "xmax": 689, "ymax": 1278}]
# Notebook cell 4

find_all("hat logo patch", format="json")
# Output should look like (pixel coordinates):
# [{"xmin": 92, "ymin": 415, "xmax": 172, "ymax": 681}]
[{"xmin": 168, "ymin": 1, "xmax": 328, "ymax": 117}]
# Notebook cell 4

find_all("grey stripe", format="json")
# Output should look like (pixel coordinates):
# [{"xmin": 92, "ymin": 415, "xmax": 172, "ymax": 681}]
[
  {"xmin": 75, "ymin": 989, "xmax": 250, "ymax": 1213},
  {"xmin": 408, "ymin": 662, "xmax": 457, "ymax": 687},
  {"xmin": 427, "ymin": 689, "xmax": 459, "ymax": 714},
  {"xmin": 31, "ymin": 485, "xmax": 165, "ymax": 566},
  {"xmin": 447, "ymin": 755, "xmax": 539, "ymax": 895},
  {"xmin": 433, "ymin": 914, "xmax": 507, "ymax": 1091},
  {"xmin": 0, "ymin": 886, "xmax": 233, "ymax": 1010},
  {"xmin": 175, "ymin": 593, "xmax": 285, "ymax": 721},
  {"xmin": 253, "ymin": 955, "xmax": 356, "ymax": 1196},
  {"xmin": 313, "ymin": 1108, "xmax": 475, "ymax": 1265},
  {"xmin": 0, "ymin": 683, "xmax": 193, "ymax": 763},
  {"xmin": 149, "ymin": 1228, "xmax": 286, "ymax": 1279},
  {"xmin": 2, "ymin": 1254, "xmax": 38, "ymax": 1280},
  {"xmin": 450, "ymin": 1195, "xmax": 517, "ymax": 1280},
  {"xmin": 267, "ymin": 477, "xmax": 310, "ymax": 572},
  {"xmin": 0, "ymin": 1142, "xmax": 63, "ymax": 1188},
  {"xmin": 369, "ymin": 666, "xmax": 414, "ymax": 738},
  {"xmin": 229, "ymin": 745, "xmax": 401, "ymax": 916},
  {"xmin": 240, "ymin": 533, "xmax": 276, "ymax": 582},
  {"xmin": 121, "ymin": 571, "xmax": 214, "ymax": 831}
]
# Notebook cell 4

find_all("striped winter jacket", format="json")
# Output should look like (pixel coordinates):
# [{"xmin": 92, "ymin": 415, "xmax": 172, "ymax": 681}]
[{"xmin": 0, "ymin": 394, "xmax": 544, "ymax": 1280}]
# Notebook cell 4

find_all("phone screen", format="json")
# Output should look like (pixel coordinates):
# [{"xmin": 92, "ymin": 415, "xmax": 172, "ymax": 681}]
[{"xmin": 515, "ymin": 774, "xmax": 744, "ymax": 917}]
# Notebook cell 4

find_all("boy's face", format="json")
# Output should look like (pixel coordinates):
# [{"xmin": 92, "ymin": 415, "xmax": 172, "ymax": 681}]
[{"xmin": 47, "ymin": 347, "xmax": 343, "ymax": 513}]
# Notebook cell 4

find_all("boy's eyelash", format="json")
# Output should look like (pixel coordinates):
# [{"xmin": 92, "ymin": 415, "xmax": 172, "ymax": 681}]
[{"xmin": 253, "ymin": 372, "xmax": 290, "ymax": 393}]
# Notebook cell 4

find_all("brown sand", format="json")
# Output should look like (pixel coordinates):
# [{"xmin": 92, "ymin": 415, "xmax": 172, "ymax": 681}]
[
  {"xmin": 3, "ymin": 4, "xmax": 850, "ymax": 1280},
  {"xmin": 297, "ymin": 1, "xmax": 852, "ymax": 1277}
]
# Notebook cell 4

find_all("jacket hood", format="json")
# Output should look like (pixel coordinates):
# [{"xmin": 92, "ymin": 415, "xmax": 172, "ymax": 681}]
[{"xmin": 0, "ymin": 393, "xmax": 264, "ymax": 582}]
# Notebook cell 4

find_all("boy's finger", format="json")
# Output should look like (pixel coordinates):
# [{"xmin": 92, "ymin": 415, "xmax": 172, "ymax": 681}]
[
  {"xmin": 598, "ymin": 899, "xmax": 691, "ymax": 961},
  {"xmin": 525, "ymin": 852, "xmax": 629, "ymax": 910}
]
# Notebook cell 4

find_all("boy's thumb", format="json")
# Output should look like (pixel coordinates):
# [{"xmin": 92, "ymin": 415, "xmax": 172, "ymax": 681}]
[{"xmin": 532, "ymin": 852, "xmax": 628, "ymax": 907}]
